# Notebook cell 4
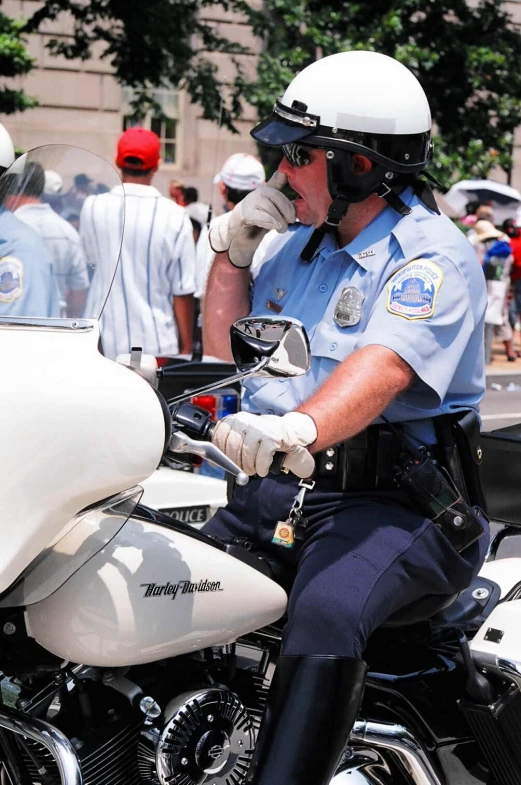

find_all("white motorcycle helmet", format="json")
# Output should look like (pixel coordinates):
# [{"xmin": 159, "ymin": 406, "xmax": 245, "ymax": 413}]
[
  {"xmin": 251, "ymin": 51, "xmax": 436, "ymax": 259},
  {"xmin": 0, "ymin": 123, "xmax": 15, "ymax": 174}
]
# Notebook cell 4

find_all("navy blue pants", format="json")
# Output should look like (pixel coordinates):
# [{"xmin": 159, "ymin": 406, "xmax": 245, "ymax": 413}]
[{"xmin": 204, "ymin": 474, "xmax": 490, "ymax": 657}]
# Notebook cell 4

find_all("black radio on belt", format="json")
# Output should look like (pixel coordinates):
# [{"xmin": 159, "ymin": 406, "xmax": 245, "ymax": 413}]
[{"xmin": 395, "ymin": 446, "xmax": 486, "ymax": 553}]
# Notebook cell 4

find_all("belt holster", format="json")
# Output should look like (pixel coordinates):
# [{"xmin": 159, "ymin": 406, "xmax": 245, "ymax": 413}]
[{"xmin": 433, "ymin": 410, "xmax": 487, "ymax": 513}]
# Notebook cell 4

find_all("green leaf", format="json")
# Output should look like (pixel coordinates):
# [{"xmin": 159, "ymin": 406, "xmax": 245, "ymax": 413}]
[
  {"xmin": 249, "ymin": 0, "xmax": 521, "ymax": 182},
  {"xmin": 0, "ymin": 12, "xmax": 37, "ymax": 113}
]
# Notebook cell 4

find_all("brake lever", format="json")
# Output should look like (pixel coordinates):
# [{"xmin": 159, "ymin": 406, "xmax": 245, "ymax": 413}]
[{"xmin": 168, "ymin": 431, "xmax": 249, "ymax": 486}]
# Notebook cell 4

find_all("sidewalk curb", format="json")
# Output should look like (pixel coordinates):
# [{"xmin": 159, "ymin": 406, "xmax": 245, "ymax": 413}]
[{"xmin": 486, "ymin": 367, "xmax": 521, "ymax": 377}]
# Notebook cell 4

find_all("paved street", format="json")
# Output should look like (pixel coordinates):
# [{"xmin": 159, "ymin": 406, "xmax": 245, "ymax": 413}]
[
  {"xmin": 481, "ymin": 353, "xmax": 521, "ymax": 554},
  {"xmin": 482, "ymin": 373, "xmax": 521, "ymax": 431},
  {"xmin": 482, "ymin": 340, "xmax": 521, "ymax": 431}
]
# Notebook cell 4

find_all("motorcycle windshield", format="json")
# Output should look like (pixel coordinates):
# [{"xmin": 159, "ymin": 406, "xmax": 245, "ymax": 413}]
[{"xmin": 0, "ymin": 144, "xmax": 123, "ymax": 323}]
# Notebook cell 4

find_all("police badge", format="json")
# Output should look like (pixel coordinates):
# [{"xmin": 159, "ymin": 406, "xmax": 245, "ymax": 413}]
[{"xmin": 333, "ymin": 287, "xmax": 365, "ymax": 327}]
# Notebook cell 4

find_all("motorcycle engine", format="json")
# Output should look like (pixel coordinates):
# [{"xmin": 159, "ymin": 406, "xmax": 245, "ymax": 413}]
[{"xmin": 138, "ymin": 687, "xmax": 256, "ymax": 785}]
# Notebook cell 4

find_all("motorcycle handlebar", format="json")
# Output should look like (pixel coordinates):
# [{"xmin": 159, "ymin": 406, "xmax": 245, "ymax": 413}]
[
  {"xmin": 167, "ymin": 402, "xmax": 248, "ymax": 485},
  {"xmin": 168, "ymin": 402, "xmax": 287, "ymax": 479}
]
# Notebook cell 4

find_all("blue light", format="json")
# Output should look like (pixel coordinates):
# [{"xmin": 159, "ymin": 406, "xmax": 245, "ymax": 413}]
[{"xmin": 220, "ymin": 394, "xmax": 239, "ymax": 418}]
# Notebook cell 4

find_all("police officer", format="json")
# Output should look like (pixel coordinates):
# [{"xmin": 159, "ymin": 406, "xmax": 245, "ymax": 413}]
[
  {"xmin": 0, "ymin": 129, "xmax": 60, "ymax": 319},
  {"xmin": 12, "ymin": 162, "xmax": 89, "ymax": 318},
  {"xmin": 202, "ymin": 51, "xmax": 490, "ymax": 785}
]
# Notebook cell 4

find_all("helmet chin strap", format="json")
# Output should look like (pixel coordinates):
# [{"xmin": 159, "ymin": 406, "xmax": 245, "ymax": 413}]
[
  {"xmin": 300, "ymin": 181, "xmax": 412, "ymax": 263},
  {"xmin": 300, "ymin": 194, "xmax": 351, "ymax": 262},
  {"xmin": 300, "ymin": 152, "xmax": 432, "ymax": 263}
]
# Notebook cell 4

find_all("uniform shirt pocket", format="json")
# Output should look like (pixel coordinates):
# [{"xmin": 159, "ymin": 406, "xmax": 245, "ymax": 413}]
[{"xmin": 311, "ymin": 320, "xmax": 360, "ymax": 363}]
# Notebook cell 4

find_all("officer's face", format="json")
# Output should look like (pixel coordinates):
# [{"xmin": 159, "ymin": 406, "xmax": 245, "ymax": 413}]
[{"xmin": 278, "ymin": 148, "xmax": 331, "ymax": 227}]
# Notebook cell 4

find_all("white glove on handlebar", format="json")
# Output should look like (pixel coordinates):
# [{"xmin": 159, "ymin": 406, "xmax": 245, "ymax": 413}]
[
  {"xmin": 211, "ymin": 411, "xmax": 317, "ymax": 478},
  {"xmin": 209, "ymin": 171, "xmax": 296, "ymax": 268}
]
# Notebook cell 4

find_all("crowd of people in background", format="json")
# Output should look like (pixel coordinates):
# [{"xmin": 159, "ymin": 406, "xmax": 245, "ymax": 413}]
[
  {"xmin": 1, "ymin": 120, "xmax": 518, "ymax": 370},
  {"xmin": 0, "ymin": 121, "xmax": 268, "ymax": 365},
  {"xmin": 460, "ymin": 200, "xmax": 521, "ymax": 364}
]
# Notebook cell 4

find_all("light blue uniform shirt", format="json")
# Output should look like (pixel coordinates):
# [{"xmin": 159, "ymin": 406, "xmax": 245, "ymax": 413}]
[
  {"xmin": 0, "ymin": 208, "xmax": 60, "ymax": 318},
  {"xmin": 243, "ymin": 188, "xmax": 487, "ymax": 444}
]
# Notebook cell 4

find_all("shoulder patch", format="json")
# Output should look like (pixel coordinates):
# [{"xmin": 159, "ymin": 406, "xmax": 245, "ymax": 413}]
[
  {"xmin": 0, "ymin": 256, "xmax": 23, "ymax": 303},
  {"xmin": 387, "ymin": 259, "xmax": 442, "ymax": 320}
]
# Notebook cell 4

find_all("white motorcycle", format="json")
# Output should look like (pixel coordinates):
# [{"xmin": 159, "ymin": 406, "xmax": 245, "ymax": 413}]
[{"xmin": 1, "ymin": 145, "xmax": 521, "ymax": 785}]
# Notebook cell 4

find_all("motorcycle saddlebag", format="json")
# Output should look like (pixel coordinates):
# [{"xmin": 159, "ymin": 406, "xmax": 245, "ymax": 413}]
[
  {"xmin": 460, "ymin": 685, "xmax": 521, "ymax": 785},
  {"xmin": 481, "ymin": 424, "xmax": 521, "ymax": 527}
]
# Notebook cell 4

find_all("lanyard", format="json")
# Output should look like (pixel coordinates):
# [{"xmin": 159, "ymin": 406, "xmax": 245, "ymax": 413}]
[{"xmin": 271, "ymin": 478, "xmax": 316, "ymax": 548}]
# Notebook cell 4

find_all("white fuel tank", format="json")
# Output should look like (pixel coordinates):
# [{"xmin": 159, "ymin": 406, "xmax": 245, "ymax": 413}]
[
  {"xmin": 0, "ymin": 323, "xmax": 165, "ymax": 593},
  {"xmin": 26, "ymin": 518, "xmax": 288, "ymax": 667}
]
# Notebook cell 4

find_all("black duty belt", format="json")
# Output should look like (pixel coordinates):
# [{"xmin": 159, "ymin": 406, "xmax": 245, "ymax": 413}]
[
  {"xmin": 312, "ymin": 415, "xmax": 487, "ymax": 554},
  {"xmin": 314, "ymin": 411, "xmax": 486, "ymax": 506},
  {"xmin": 314, "ymin": 425, "xmax": 401, "ymax": 492}
]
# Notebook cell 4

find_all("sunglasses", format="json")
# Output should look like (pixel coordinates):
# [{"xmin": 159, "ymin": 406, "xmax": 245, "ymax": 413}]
[{"xmin": 281, "ymin": 143, "xmax": 312, "ymax": 168}]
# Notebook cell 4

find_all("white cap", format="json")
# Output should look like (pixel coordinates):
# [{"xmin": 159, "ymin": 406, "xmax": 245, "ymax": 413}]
[
  {"xmin": 213, "ymin": 153, "xmax": 265, "ymax": 191},
  {"xmin": 44, "ymin": 169, "xmax": 63, "ymax": 195}
]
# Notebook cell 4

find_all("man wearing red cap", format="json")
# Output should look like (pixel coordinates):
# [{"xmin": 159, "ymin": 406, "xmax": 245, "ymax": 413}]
[{"xmin": 81, "ymin": 127, "xmax": 195, "ymax": 360}]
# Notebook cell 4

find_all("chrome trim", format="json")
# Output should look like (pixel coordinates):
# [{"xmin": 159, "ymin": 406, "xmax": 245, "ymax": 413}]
[
  {"xmin": 333, "ymin": 746, "xmax": 392, "ymax": 785},
  {"xmin": 273, "ymin": 100, "xmax": 318, "ymax": 129},
  {"xmin": 485, "ymin": 525, "xmax": 517, "ymax": 562},
  {"xmin": 0, "ymin": 316, "xmax": 93, "ymax": 331},
  {"xmin": 350, "ymin": 720, "xmax": 442, "ymax": 785},
  {"xmin": 166, "ymin": 364, "xmax": 263, "ymax": 405},
  {"xmin": 0, "ymin": 703, "xmax": 82, "ymax": 784},
  {"xmin": 497, "ymin": 658, "xmax": 521, "ymax": 690}
]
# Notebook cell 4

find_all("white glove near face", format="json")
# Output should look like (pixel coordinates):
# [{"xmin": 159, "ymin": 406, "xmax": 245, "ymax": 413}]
[
  {"xmin": 212, "ymin": 411, "xmax": 317, "ymax": 478},
  {"xmin": 209, "ymin": 171, "xmax": 296, "ymax": 268}
]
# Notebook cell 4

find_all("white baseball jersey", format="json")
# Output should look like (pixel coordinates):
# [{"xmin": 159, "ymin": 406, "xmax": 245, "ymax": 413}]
[
  {"xmin": 15, "ymin": 202, "xmax": 89, "ymax": 304},
  {"xmin": 81, "ymin": 183, "xmax": 195, "ymax": 359}
]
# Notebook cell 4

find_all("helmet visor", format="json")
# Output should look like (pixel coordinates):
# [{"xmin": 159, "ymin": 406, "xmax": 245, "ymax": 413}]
[{"xmin": 251, "ymin": 99, "xmax": 318, "ymax": 147}]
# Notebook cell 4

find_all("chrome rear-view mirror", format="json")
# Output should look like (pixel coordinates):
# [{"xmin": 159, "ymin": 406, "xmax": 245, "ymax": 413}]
[
  {"xmin": 166, "ymin": 316, "xmax": 310, "ymax": 406},
  {"xmin": 230, "ymin": 316, "xmax": 310, "ymax": 377}
]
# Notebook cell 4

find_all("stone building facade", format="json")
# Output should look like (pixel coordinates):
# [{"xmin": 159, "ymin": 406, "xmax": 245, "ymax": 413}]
[{"xmin": 1, "ymin": 0, "xmax": 261, "ymax": 206}]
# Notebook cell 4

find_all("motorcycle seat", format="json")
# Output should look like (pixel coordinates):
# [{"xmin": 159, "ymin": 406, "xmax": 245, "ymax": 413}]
[
  {"xmin": 382, "ymin": 592, "xmax": 459, "ymax": 627},
  {"xmin": 382, "ymin": 575, "xmax": 501, "ymax": 628}
]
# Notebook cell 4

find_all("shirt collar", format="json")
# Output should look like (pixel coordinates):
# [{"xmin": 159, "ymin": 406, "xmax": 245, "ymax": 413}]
[
  {"xmin": 15, "ymin": 202, "xmax": 51, "ymax": 214},
  {"xmin": 340, "ymin": 187, "xmax": 416, "ymax": 270},
  {"xmin": 111, "ymin": 183, "xmax": 162, "ymax": 197}
]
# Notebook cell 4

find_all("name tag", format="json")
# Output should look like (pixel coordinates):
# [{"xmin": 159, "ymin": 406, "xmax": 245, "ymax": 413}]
[{"xmin": 266, "ymin": 299, "xmax": 283, "ymax": 314}]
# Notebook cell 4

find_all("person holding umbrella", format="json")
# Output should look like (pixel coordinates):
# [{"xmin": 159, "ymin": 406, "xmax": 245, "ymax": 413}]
[{"xmin": 445, "ymin": 180, "xmax": 521, "ymax": 225}]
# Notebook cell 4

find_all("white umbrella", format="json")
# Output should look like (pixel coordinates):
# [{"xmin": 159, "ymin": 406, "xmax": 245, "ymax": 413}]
[{"xmin": 444, "ymin": 179, "xmax": 521, "ymax": 222}]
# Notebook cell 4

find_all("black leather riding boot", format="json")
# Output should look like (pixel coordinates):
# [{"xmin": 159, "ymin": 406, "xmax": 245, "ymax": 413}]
[{"xmin": 245, "ymin": 655, "xmax": 367, "ymax": 785}]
